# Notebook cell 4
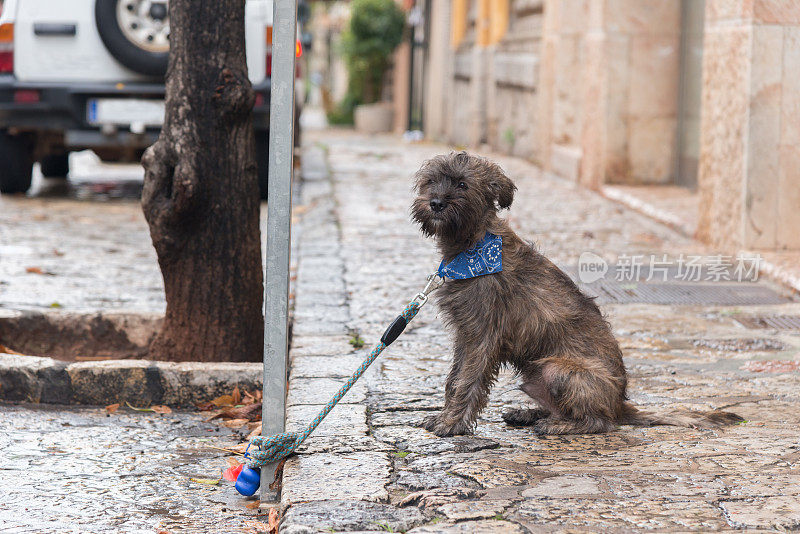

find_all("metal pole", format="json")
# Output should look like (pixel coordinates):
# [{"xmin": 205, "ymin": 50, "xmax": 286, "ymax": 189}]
[{"xmin": 261, "ymin": 0, "xmax": 297, "ymax": 501}]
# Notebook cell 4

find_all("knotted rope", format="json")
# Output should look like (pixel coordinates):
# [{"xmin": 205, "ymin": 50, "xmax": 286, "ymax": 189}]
[{"xmin": 244, "ymin": 274, "xmax": 443, "ymax": 468}]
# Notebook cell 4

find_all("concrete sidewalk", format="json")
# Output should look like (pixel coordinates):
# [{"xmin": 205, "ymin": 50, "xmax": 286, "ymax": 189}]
[{"xmin": 280, "ymin": 130, "xmax": 800, "ymax": 532}]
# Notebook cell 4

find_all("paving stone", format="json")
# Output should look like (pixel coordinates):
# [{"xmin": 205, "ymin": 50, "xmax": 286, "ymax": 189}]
[
  {"xmin": 719, "ymin": 496, "xmax": 800, "ymax": 530},
  {"xmin": 437, "ymin": 499, "xmax": 513, "ymax": 521},
  {"xmin": 399, "ymin": 487, "xmax": 484, "ymax": 509},
  {"xmin": 520, "ymin": 475, "xmax": 602, "ymax": 498},
  {"xmin": 296, "ymin": 435, "xmax": 394, "ymax": 455},
  {"xmin": 408, "ymin": 520, "xmax": 524, "ymax": 534},
  {"xmin": 281, "ymin": 500, "xmax": 424, "ymax": 532},
  {"xmin": 286, "ymin": 403, "xmax": 367, "ymax": 437},
  {"xmin": 396, "ymin": 469, "xmax": 480, "ymax": 491},
  {"xmin": 280, "ymin": 131, "xmax": 800, "ymax": 532},
  {"xmin": 291, "ymin": 335, "xmax": 355, "ymax": 357},
  {"xmin": 514, "ymin": 498, "xmax": 728, "ymax": 530},
  {"xmin": 281, "ymin": 453, "xmax": 391, "ymax": 504},
  {"xmin": 291, "ymin": 354, "xmax": 374, "ymax": 379},
  {"xmin": 448, "ymin": 460, "xmax": 529, "ymax": 489},
  {"xmin": 286, "ymin": 377, "xmax": 367, "ymax": 406}
]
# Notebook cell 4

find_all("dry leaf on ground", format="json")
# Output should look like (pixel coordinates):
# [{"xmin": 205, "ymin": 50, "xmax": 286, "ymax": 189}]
[
  {"xmin": 151, "ymin": 405, "xmax": 172, "ymax": 414},
  {"xmin": 0, "ymin": 343, "xmax": 22, "ymax": 355},
  {"xmin": 741, "ymin": 360, "xmax": 800, "ymax": 373},
  {"xmin": 25, "ymin": 266, "xmax": 45, "ymax": 274},
  {"xmin": 246, "ymin": 422, "xmax": 262, "ymax": 441},
  {"xmin": 190, "ymin": 477, "xmax": 220, "ymax": 485},
  {"xmin": 245, "ymin": 421, "xmax": 261, "ymax": 441},
  {"xmin": 105, "ymin": 403, "xmax": 120, "ymax": 414},
  {"xmin": 210, "ymin": 394, "xmax": 235, "ymax": 407},
  {"xmin": 213, "ymin": 402, "xmax": 261, "ymax": 422},
  {"xmin": 267, "ymin": 508, "xmax": 280, "ymax": 534},
  {"xmin": 220, "ymin": 418, "xmax": 250, "ymax": 428}
]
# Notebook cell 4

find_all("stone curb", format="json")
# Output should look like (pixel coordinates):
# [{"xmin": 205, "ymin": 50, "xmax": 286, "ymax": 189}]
[
  {"xmin": 600, "ymin": 184, "xmax": 800, "ymax": 294},
  {"xmin": 0, "ymin": 352, "xmax": 261, "ymax": 406}
]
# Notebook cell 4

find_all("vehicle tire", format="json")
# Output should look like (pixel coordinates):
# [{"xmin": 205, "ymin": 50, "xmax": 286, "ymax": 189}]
[
  {"xmin": 40, "ymin": 153, "xmax": 70, "ymax": 178},
  {"xmin": 0, "ymin": 132, "xmax": 34, "ymax": 194},
  {"xmin": 255, "ymin": 130, "xmax": 269, "ymax": 200},
  {"xmin": 95, "ymin": 0, "xmax": 169, "ymax": 77}
]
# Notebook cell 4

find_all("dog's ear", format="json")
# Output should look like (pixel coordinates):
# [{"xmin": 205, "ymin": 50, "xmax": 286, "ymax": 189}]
[{"xmin": 490, "ymin": 169, "xmax": 516, "ymax": 209}]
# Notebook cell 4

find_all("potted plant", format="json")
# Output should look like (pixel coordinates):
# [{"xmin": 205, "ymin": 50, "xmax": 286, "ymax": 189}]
[{"xmin": 332, "ymin": 0, "xmax": 405, "ymax": 132}]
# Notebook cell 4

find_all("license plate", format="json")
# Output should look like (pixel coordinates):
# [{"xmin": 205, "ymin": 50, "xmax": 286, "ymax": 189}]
[{"xmin": 87, "ymin": 98, "xmax": 165, "ymax": 126}]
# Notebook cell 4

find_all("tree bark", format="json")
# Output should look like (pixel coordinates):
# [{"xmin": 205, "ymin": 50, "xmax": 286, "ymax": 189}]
[{"xmin": 141, "ymin": 0, "xmax": 263, "ymax": 362}]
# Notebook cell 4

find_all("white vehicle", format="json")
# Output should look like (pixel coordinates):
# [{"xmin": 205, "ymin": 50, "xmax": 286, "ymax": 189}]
[{"xmin": 0, "ymin": 0, "xmax": 304, "ymax": 197}]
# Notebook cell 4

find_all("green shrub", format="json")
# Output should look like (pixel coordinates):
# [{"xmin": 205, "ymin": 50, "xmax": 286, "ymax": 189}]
[{"xmin": 333, "ymin": 0, "xmax": 405, "ymax": 122}]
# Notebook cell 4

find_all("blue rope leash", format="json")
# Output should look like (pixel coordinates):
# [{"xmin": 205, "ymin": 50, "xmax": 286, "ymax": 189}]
[{"xmin": 244, "ymin": 274, "xmax": 443, "ymax": 470}]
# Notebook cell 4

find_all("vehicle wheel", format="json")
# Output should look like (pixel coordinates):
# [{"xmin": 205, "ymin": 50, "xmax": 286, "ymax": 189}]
[
  {"xmin": 0, "ymin": 132, "xmax": 34, "ymax": 194},
  {"xmin": 256, "ymin": 130, "xmax": 269, "ymax": 200},
  {"xmin": 40, "ymin": 153, "xmax": 70, "ymax": 178},
  {"xmin": 95, "ymin": 0, "xmax": 169, "ymax": 76}
]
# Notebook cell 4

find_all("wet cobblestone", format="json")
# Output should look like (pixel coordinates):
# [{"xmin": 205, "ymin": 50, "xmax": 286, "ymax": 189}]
[{"xmin": 282, "ymin": 131, "xmax": 800, "ymax": 532}]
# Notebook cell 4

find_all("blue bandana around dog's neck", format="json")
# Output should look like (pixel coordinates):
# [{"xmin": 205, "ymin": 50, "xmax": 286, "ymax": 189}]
[{"xmin": 438, "ymin": 232, "xmax": 503, "ymax": 280}]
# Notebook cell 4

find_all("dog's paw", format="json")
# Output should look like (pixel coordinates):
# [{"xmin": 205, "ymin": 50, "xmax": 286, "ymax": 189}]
[
  {"xmin": 502, "ymin": 408, "xmax": 548, "ymax": 426},
  {"xmin": 421, "ymin": 414, "xmax": 441, "ymax": 432},
  {"xmin": 430, "ymin": 419, "xmax": 474, "ymax": 437}
]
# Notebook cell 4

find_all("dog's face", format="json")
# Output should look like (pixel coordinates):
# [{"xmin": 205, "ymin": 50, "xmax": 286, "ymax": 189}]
[{"xmin": 412, "ymin": 152, "xmax": 516, "ymax": 243}]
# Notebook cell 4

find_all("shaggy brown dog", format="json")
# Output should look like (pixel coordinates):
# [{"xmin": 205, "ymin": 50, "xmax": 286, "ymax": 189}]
[{"xmin": 412, "ymin": 152, "xmax": 743, "ymax": 437}]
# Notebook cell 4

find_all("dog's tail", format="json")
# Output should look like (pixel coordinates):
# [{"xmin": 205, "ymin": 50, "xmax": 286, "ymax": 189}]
[{"xmin": 618, "ymin": 402, "xmax": 744, "ymax": 429}]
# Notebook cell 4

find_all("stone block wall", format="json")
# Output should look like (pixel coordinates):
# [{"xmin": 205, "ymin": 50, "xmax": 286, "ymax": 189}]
[
  {"xmin": 487, "ymin": 0, "xmax": 544, "ymax": 158},
  {"xmin": 537, "ymin": 0, "xmax": 682, "ymax": 186},
  {"xmin": 697, "ymin": 0, "xmax": 800, "ymax": 251},
  {"xmin": 427, "ymin": 0, "xmax": 544, "ymax": 156}
]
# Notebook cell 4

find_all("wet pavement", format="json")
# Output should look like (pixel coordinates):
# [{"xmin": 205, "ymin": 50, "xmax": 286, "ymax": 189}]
[
  {"xmin": 1, "ymin": 132, "xmax": 799, "ymax": 532},
  {"xmin": 0, "ymin": 152, "xmax": 162, "ymax": 313},
  {"xmin": 0, "ymin": 403, "xmax": 271, "ymax": 533},
  {"xmin": 281, "ymin": 130, "xmax": 800, "ymax": 532}
]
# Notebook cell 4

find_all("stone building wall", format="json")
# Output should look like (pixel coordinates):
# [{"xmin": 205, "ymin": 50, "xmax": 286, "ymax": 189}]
[
  {"xmin": 537, "ymin": 0, "xmax": 682, "ymax": 186},
  {"xmin": 486, "ymin": 0, "xmax": 543, "ymax": 158},
  {"xmin": 697, "ymin": 0, "xmax": 800, "ymax": 251},
  {"xmin": 423, "ymin": 0, "xmax": 800, "ymax": 251},
  {"xmin": 427, "ymin": 0, "xmax": 543, "ymax": 156}
]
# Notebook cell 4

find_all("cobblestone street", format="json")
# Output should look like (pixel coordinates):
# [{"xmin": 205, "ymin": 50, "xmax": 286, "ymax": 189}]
[
  {"xmin": 281, "ymin": 130, "xmax": 800, "ymax": 532},
  {"xmin": 1, "ymin": 130, "xmax": 799, "ymax": 532}
]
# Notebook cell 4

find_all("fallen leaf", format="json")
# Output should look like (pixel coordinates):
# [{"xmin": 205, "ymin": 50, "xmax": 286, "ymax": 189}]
[
  {"xmin": 268, "ymin": 459, "xmax": 285, "ymax": 492},
  {"xmin": 246, "ymin": 500, "xmax": 261, "ymax": 509},
  {"xmin": 741, "ymin": 360, "xmax": 800, "ymax": 373},
  {"xmin": 49, "ymin": 302, "xmax": 62, "ymax": 309},
  {"xmin": 210, "ymin": 394, "xmax": 235, "ymax": 407},
  {"xmin": 214, "ymin": 402, "xmax": 261, "ymax": 422},
  {"xmin": 267, "ymin": 508, "xmax": 280, "ymax": 534},
  {"xmin": 195, "ymin": 401, "xmax": 217, "ymax": 411},
  {"xmin": 125, "ymin": 402, "xmax": 172, "ymax": 414},
  {"xmin": 231, "ymin": 386, "xmax": 242, "ymax": 405},
  {"xmin": 190, "ymin": 477, "xmax": 220, "ymax": 485},
  {"xmin": 220, "ymin": 418, "xmax": 249, "ymax": 428},
  {"xmin": 245, "ymin": 520, "xmax": 272, "ymax": 532},
  {"xmin": 25, "ymin": 266, "xmax": 44, "ymax": 274},
  {"xmin": 228, "ymin": 442, "xmax": 249, "ymax": 454},
  {"xmin": 0, "ymin": 343, "xmax": 22, "ymax": 355},
  {"xmin": 246, "ymin": 422, "xmax": 262, "ymax": 441},
  {"xmin": 105, "ymin": 403, "xmax": 120, "ymax": 414}
]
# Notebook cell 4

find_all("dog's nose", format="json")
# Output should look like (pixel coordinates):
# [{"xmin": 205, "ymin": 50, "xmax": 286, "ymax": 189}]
[{"xmin": 430, "ymin": 199, "xmax": 446, "ymax": 212}]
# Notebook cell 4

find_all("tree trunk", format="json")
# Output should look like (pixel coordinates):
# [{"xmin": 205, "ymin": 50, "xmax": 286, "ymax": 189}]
[{"xmin": 141, "ymin": 0, "xmax": 263, "ymax": 362}]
